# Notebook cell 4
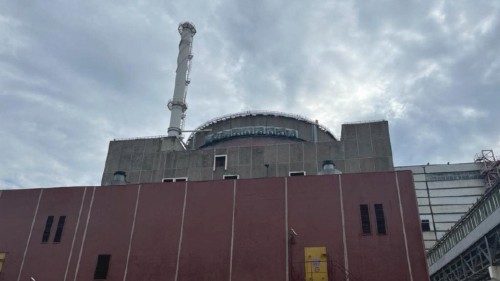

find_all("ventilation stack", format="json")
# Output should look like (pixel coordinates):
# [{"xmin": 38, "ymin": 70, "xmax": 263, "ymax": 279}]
[{"xmin": 167, "ymin": 22, "xmax": 196, "ymax": 137}]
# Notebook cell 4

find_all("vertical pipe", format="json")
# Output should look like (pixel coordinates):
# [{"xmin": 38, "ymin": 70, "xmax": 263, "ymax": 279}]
[{"xmin": 168, "ymin": 22, "xmax": 196, "ymax": 137}]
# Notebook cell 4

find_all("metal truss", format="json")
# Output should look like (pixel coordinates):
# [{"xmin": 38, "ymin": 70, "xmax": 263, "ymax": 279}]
[
  {"xmin": 431, "ymin": 225, "xmax": 500, "ymax": 281},
  {"xmin": 475, "ymin": 150, "xmax": 500, "ymax": 190}
]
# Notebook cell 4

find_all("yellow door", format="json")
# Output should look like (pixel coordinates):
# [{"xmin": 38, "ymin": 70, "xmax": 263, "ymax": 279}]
[{"xmin": 304, "ymin": 247, "xmax": 328, "ymax": 281}]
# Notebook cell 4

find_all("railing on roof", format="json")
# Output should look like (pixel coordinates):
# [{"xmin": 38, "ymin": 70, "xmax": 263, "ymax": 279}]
[
  {"xmin": 186, "ymin": 110, "xmax": 337, "ymax": 143},
  {"xmin": 342, "ymin": 119, "xmax": 387, "ymax": 125},
  {"xmin": 426, "ymin": 181, "xmax": 500, "ymax": 266},
  {"xmin": 113, "ymin": 135, "xmax": 169, "ymax": 141}
]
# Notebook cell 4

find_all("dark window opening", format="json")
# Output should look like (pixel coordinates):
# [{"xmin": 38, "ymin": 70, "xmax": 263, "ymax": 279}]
[
  {"xmin": 94, "ymin": 254, "xmax": 111, "ymax": 279},
  {"xmin": 421, "ymin": 219, "xmax": 431, "ymax": 232},
  {"xmin": 289, "ymin": 171, "xmax": 306, "ymax": 176},
  {"xmin": 162, "ymin": 178, "xmax": 174, "ymax": 182},
  {"xmin": 374, "ymin": 204, "xmax": 387, "ymax": 235},
  {"xmin": 53, "ymin": 216, "xmax": 66, "ymax": 243},
  {"xmin": 42, "ymin": 216, "xmax": 54, "ymax": 243},
  {"xmin": 175, "ymin": 178, "xmax": 187, "ymax": 182},
  {"xmin": 360, "ymin": 204, "xmax": 371, "ymax": 234},
  {"xmin": 223, "ymin": 175, "xmax": 239, "ymax": 180},
  {"xmin": 214, "ymin": 155, "xmax": 227, "ymax": 170}
]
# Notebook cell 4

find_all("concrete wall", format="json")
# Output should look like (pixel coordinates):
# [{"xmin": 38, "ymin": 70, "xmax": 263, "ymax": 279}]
[
  {"xmin": 0, "ymin": 172, "xmax": 428, "ymax": 281},
  {"xmin": 395, "ymin": 163, "xmax": 486, "ymax": 251},
  {"xmin": 101, "ymin": 121, "xmax": 393, "ymax": 186}
]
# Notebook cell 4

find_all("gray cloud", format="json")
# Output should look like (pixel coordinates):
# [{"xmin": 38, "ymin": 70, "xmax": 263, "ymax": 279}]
[{"xmin": 1, "ymin": 0, "xmax": 499, "ymax": 188}]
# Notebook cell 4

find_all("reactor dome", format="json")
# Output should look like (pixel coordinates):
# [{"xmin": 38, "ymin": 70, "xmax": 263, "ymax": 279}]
[{"xmin": 186, "ymin": 111, "xmax": 336, "ymax": 149}]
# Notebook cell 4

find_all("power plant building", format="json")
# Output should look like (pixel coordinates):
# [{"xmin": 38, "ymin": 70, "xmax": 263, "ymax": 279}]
[
  {"xmin": 101, "ymin": 113, "xmax": 394, "ymax": 186},
  {"xmin": 0, "ymin": 22, "xmax": 439, "ymax": 281},
  {"xmin": 395, "ymin": 162, "xmax": 486, "ymax": 251}
]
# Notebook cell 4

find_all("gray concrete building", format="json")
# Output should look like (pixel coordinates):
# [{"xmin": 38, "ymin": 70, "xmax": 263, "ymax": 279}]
[
  {"xmin": 101, "ymin": 112, "xmax": 394, "ymax": 185},
  {"xmin": 395, "ymin": 163, "xmax": 487, "ymax": 251}
]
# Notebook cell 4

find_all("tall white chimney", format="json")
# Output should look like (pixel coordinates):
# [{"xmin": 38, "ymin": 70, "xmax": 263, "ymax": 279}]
[{"xmin": 167, "ymin": 22, "xmax": 196, "ymax": 137}]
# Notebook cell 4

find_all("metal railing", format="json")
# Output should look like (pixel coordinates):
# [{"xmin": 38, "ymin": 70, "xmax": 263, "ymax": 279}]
[
  {"xmin": 430, "ymin": 225, "xmax": 500, "ymax": 281},
  {"xmin": 113, "ymin": 135, "xmax": 169, "ymax": 142}
]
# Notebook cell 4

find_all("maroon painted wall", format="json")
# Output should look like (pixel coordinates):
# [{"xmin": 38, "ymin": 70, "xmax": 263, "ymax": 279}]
[{"xmin": 0, "ymin": 171, "xmax": 429, "ymax": 281}]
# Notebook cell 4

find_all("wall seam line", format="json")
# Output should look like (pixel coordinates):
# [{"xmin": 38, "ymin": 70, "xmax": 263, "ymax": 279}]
[
  {"xmin": 228, "ymin": 180, "xmax": 237, "ymax": 281},
  {"xmin": 395, "ymin": 172, "xmax": 414, "ymax": 281},
  {"xmin": 162, "ymin": 151, "xmax": 168, "ymax": 180},
  {"xmin": 302, "ymin": 142, "xmax": 305, "ymax": 171},
  {"xmin": 137, "ymin": 140, "xmax": 147, "ymax": 183},
  {"xmin": 285, "ymin": 177, "xmax": 289, "ymax": 281},
  {"xmin": 73, "ymin": 186, "xmax": 96, "ymax": 281},
  {"xmin": 63, "ymin": 187, "xmax": 88, "ymax": 281},
  {"xmin": 355, "ymin": 126, "xmax": 361, "ymax": 172},
  {"xmin": 423, "ymin": 166, "xmax": 439, "ymax": 242},
  {"xmin": 123, "ymin": 185, "xmax": 142, "ymax": 281},
  {"xmin": 16, "ymin": 188, "xmax": 43, "ymax": 281},
  {"xmin": 275, "ymin": 145, "xmax": 278, "ymax": 177},
  {"xmin": 250, "ymin": 145, "xmax": 253, "ymax": 178},
  {"xmin": 368, "ymin": 124, "xmax": 376, "ymax": 171},
  {"xmin": 339, "ymin": 175, "xmax": 349, "ymax": 281},
  {"xmin": 315, "ymin": 143, "xmax": 319, "ymax": 173},
  {"xmin": 174, "ymin": 182, "xmax": 188, "ymax": 281}
]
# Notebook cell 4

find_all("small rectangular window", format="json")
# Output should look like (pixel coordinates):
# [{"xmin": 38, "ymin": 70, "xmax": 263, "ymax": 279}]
[
  {"xmin": 53, "ymin": 216, "xmax": 66, "ymax": 243},
  {"xmin": 360, "ymin": 204, "xmax": 371, "ymax": 234},
  {"xmin": 223, "ymin": 175, "xmax": 239, "ymax": 180},
  {"xmin": 374, "ymin": 204, "xmax": 386, "ymax": 235},
  {"xmin": 289, "ymin": 171, "xmax": 306, "ymax": 176},
  {"xmin": 421, "ymin": 219, "xmax": 431, "ymax": 232},
  {"xmin": 162, "ymin": 178, "xmax": 187, "ymax": 183},
  {"xmin": 214, "ymin": 155, "xmax": 227, "ymax": 170},
  {"xmin": 0, "ymin": 252, "xmax": 5, "ymax": 273},
  {"xmin": 42, "ymin": 216, "xmax": 54, "ymax": 243},
  {"xmin": 94, "ymin": 254, "xmax": 111, "ymax": 279}
]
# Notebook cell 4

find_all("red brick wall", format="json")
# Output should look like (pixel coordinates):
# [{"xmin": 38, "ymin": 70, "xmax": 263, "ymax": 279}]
[{"xmin": 0, "ymin": 171, "xmax": 429, "ymax": 281}]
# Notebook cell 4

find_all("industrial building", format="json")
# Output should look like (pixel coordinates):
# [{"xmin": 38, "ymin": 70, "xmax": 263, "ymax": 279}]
[
  {"xmin": 101, "ymin": 113, "xmax": 393, "ymax": 186},
  {"xmin": 395, "ymin": 150, "xmax": 500, "ymax": 253},
  {"xmin": 426, "ymin": 180, "xmax": 500, "ymax": 280},
  {"xmin": 0, "ymin": 172, "xmax": 429, "ymax": 281},
  {"xmin": 0, "ymin": 22, "xmax": 434, "ymax": 281},
  {"xmin": 395, "ymin": 162, "xmax": 486, "ymax": 251}
]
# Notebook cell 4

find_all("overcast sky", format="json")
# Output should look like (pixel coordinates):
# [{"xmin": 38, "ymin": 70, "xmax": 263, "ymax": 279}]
[{"xmin": 1, "ymin": 1, "xmax": 499, "ymax": 188}]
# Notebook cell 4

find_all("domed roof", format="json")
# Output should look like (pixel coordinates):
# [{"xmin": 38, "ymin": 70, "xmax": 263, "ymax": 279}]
[{"xmin": 186, "ymin": 110, "xmax": 336, "ymax": 146}]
